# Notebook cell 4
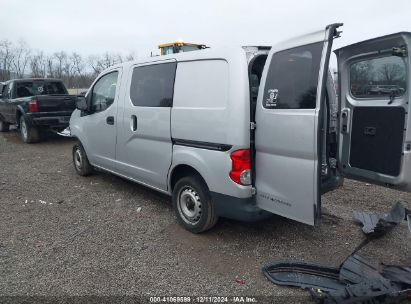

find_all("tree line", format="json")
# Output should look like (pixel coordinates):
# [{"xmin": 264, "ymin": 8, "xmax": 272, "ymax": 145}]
[{"xmin": 0, "ymin": 39, "xmax": 136, "ymax": 88}]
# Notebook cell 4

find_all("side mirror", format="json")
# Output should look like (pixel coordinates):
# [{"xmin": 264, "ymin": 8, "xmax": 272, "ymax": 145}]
[
  {"xmin": 79, "ymin": 90, "xmax": 88, "ymax": 97},
  {"xmin": 76, "ymin": 96, "xmax": 88, "ymax": 111}
]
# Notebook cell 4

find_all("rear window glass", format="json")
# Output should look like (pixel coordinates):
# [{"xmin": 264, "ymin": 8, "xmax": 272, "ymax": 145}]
[
  {"xmin": 130, "ymin": 62, "xmax": 176, "ymax": 107},
  {"xmin": 350, "ymin": 56, "xmax": 407, "ymax": 98},
  {"xmin": 16, "ymin": 81, "xmax": 67, "ymax": 97},
  {"xmin": 263, "ymin": 42, "xmax": 324, "ymax": 109}
]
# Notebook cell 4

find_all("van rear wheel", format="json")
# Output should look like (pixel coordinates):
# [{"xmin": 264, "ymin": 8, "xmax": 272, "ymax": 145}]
[
  {"xmin": 172, "ymin": 175, "xmax": 218, "ymax": 233},
  {"xmin": 72, "ymin": 142, "xmax": 93, "ymax": 176}
]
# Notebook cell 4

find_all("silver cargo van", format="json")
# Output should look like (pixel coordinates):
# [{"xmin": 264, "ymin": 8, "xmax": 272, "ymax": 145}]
[{"xmin": 69, "ymin": 24, "xmax": 411, "ymax": 233}]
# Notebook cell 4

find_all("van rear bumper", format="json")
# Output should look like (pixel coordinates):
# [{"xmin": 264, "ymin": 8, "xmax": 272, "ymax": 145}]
[{"xmin": 210, "ymin": 192, "xmax": 272, "ymax": 222}]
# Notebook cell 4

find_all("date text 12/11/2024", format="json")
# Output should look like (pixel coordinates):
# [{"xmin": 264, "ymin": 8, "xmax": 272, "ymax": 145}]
[{"xmin": 149, "ymin": 296, "xmax": 258, "ymax": 303}]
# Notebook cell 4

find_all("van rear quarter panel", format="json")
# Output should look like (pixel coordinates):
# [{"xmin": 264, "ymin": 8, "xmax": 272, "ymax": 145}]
[
  {"xmin": 171, "ymin": 146, "xmax": 252, "ymax": 198},
  {"xmin": 170, "ymin": 51, "xmax": 251, "ymax": 197}
]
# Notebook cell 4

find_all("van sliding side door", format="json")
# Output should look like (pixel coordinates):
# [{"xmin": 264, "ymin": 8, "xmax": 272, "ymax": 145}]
[
  {"xmin": 254, "ymin": 24, "xmax": 342, "ymax": 225},
  {"xmin": 115, "ymin": 60, "xmax": 176, "ymax": 191}
]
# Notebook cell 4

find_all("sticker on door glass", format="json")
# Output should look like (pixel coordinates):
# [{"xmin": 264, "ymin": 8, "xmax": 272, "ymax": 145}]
[
  {"xmin": 265, "ymin": 89, "xmax": 279, "ymax": 108},
  {"xmin": 37, "ymin": 86, "xmax": 44, "ymax": 93}
]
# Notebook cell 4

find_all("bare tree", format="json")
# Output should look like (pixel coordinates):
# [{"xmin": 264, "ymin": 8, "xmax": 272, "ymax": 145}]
[
  {"xmin": 53, "ymin": 51, "xmax": 67, "ymax": 79},
  {"xmin": 12, "ymin": 40, "xmax": 31, "ymax": 78},
  {"xmin": 115, "ymin": 53, "xmax": 123, "ymax": 64},
  {"xmin": 46, "ymin": 55, "xmax": 55, "ymax": 78},
  {"xmin": 125, "ymin": 51, "xmax": 136, "ymax": 62},
  {"xmin": 88, "ymin": 55, "xmax": 103, "ymax": 76},
  {"xmin": 101, "ymin": 52, "xmax": 120, "ymax": 68},
  {"xmin": 70, "ymin": 52, "xmax": 89, "ymax": 88},
  {"xmin": 0, "ymin": 38, "xmax": 137, "ymax": 88},
  {"xmin": 0, "ymin": 40, "xmax": 15, "ymax": 81},
  {"xmin": 30, "ymin": 51, "xmax": 47, "ymax": 77},
  {"xmin": 62, "ymin": 54, "xmax": 74, "ymax": 87},
  {"xmin": 88, "ymin": 52, "xmax": 120, "ymax": 76},
  {"xmin": 71, "ymin": 52, "xmax": 85, "ymax": 76},
  {"xmin": 378, "ymin": 63, "xmax": 405, "ymax": 84}
]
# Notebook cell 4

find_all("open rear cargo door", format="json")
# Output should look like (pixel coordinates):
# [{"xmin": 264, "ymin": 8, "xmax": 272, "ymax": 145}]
[
  {"xmin": 336, "ymin": 32, "xmax": 411, "ymax": 191},
  {"xmin": 254, "ymin": 24, "xmax": 342, "ymax": 225}
]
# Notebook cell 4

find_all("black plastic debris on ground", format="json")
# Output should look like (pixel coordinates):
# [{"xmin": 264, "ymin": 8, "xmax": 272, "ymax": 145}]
[
  {"xmin": 263, "ymin": 202, "xmax": 411, "ymax": 303},
  {"xmin": 310, "ymin": 277, "xmax": 409, "ymax": 304},
  {"xmin": 353, "ymin": 202, "xmax": 409, "ymax": 236},
  {"xmin": 262, "ymin": 262, "xmax": 344, "ymax": 292},
  {"xmin": 339, "ymin": 255, "xmax": 385, "ymax": 284},
  {"xmin": 382, "ymin": 264, "xmax": 411, "ymax": 286},
  {"xmin": 263, "ymin": 254, "xmax": 411, "ymax": 303},
  {"xmin": 322, "ymin": 254, "xmax": 410, "ymax": 303}
]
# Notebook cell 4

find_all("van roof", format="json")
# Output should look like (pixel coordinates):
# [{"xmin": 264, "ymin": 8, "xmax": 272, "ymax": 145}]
[{"xmin": 109, "ymin": 46, "xmax": 249, "ymax": 70}]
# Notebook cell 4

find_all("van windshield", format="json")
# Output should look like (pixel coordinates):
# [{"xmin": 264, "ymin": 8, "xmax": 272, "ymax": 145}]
[{"xmin": 16, "ymin": 81, "xmax": 67, "ymax": 97}]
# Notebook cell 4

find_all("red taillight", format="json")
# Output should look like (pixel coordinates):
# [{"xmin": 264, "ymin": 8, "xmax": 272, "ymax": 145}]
[
  {"xmin": 229, "ymin": 149, "xmax": 251, "ymax": 185},
  {"xmin": 28, "ymin": 100, "xmax": 39, "ymax": 113}
]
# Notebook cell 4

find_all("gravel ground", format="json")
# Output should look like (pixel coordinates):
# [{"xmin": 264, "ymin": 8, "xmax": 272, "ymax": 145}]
[{"xmin": 0, "ymin": 129, "xmax": 410, "ymax": 303}]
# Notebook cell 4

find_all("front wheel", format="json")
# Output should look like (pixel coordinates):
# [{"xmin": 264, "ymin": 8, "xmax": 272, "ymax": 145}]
[
  {"xmin": 72, "ymin": 142, "xmax": 93, "ymax": 176},
  {"xmin": 20, "ymin": 116, "xmax": 40, "ymax": 143},
  {"xmin": 0, "ymin": 120, "xmax": 10, "ymax": 132},
  {"xmin": 172, "ymin": 175, "xmax": 218, "ymax": 233}
]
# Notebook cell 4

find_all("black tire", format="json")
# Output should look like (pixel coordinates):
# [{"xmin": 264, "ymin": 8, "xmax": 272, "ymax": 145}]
[
  {"xmin": 0, "ymin": 119, "xmax": 10, "ymax": 132},
  {"xmin": 19, "ymin": 116, "xmax": 40, "ymax": 143},
  {"xmin": 72, "ymin": 142, "xmax": 93, "ymax": 176},
  {"xmin": 172, "ymin": 175, "xmax": 218, "ymax": 233}
]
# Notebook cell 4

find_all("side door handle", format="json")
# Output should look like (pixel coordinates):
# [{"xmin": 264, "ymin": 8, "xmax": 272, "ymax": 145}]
[
  {"xmin": 130, "ymin": 115, "xmax": 137, "ymax": 131},
  {"xmin": 106, "ymin": 116, "xmax": 114, "ymax": 125}
]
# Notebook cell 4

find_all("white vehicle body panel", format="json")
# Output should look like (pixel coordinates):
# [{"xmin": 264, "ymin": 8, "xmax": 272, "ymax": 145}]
[
  {"xmin": 68, "ymin": 25, "xmax": 411, "ymax": 227},
  {"xmin": 254, "ymin": 26, "xmax": 337, "ymax": 225}
]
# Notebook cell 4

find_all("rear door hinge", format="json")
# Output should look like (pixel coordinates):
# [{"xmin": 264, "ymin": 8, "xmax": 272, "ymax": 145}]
[
  {"xmin": 392, "ymin": 46, "xmax": 407, "ymax": 57},
  {"xmin": 250, "ymin": 122, "xmax": 256, "ymax": 130}
]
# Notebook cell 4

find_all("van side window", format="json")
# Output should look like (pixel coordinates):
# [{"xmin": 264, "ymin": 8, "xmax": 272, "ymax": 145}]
[
  {"xmin": 130, "ymin": 62, "xmax": 177, "ymax": 107},
  {"xmin": 263, "ymin": 42, "xmax": 323, "ymax": 109},
  {"xmin": 90, "ymin": 71, "xmax": 119, "ymax": 113},
  {"xmin": 350, "ymin": 56, "xmax": 406, "ymax": 98}
]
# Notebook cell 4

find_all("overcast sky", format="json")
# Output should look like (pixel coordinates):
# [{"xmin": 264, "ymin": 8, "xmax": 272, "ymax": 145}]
[{"xmin": 1, "ymin": 0, "xmax": 410, "ymax": 59}]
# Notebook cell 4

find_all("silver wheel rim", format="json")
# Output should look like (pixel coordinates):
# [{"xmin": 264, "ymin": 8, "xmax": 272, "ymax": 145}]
[
  {"xmin": 74, "ymin": 148, "xmax": 82, "ymax": 170},
  {"xmin": 177, "ymin": 186, "xmax": 202, "ymax": 225},
  {"xmin": 21, "ymin": 119, "xmax": 27, "ymax": 140}
]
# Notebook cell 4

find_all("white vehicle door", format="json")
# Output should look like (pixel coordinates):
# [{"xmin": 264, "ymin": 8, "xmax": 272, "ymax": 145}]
[
  {"xmin": 80, "ymin": 69, "xmax": 121, "ymax": 171},
  {"xmin": 335, "ymin": 32, "xmax": 411, "ymax": 191},
  {"xmin": 254, "ymin": 24, "xmax": 342, "ymax": 225},
  {"xmin": 116, "ymin": 60, "xmax": 176, "ymax": 191}
]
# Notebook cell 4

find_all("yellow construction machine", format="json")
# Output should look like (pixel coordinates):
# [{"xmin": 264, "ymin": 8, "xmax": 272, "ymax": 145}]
[{"xmin": 158, "ymin": 42, "xmax": 207, "ymax": 55}]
